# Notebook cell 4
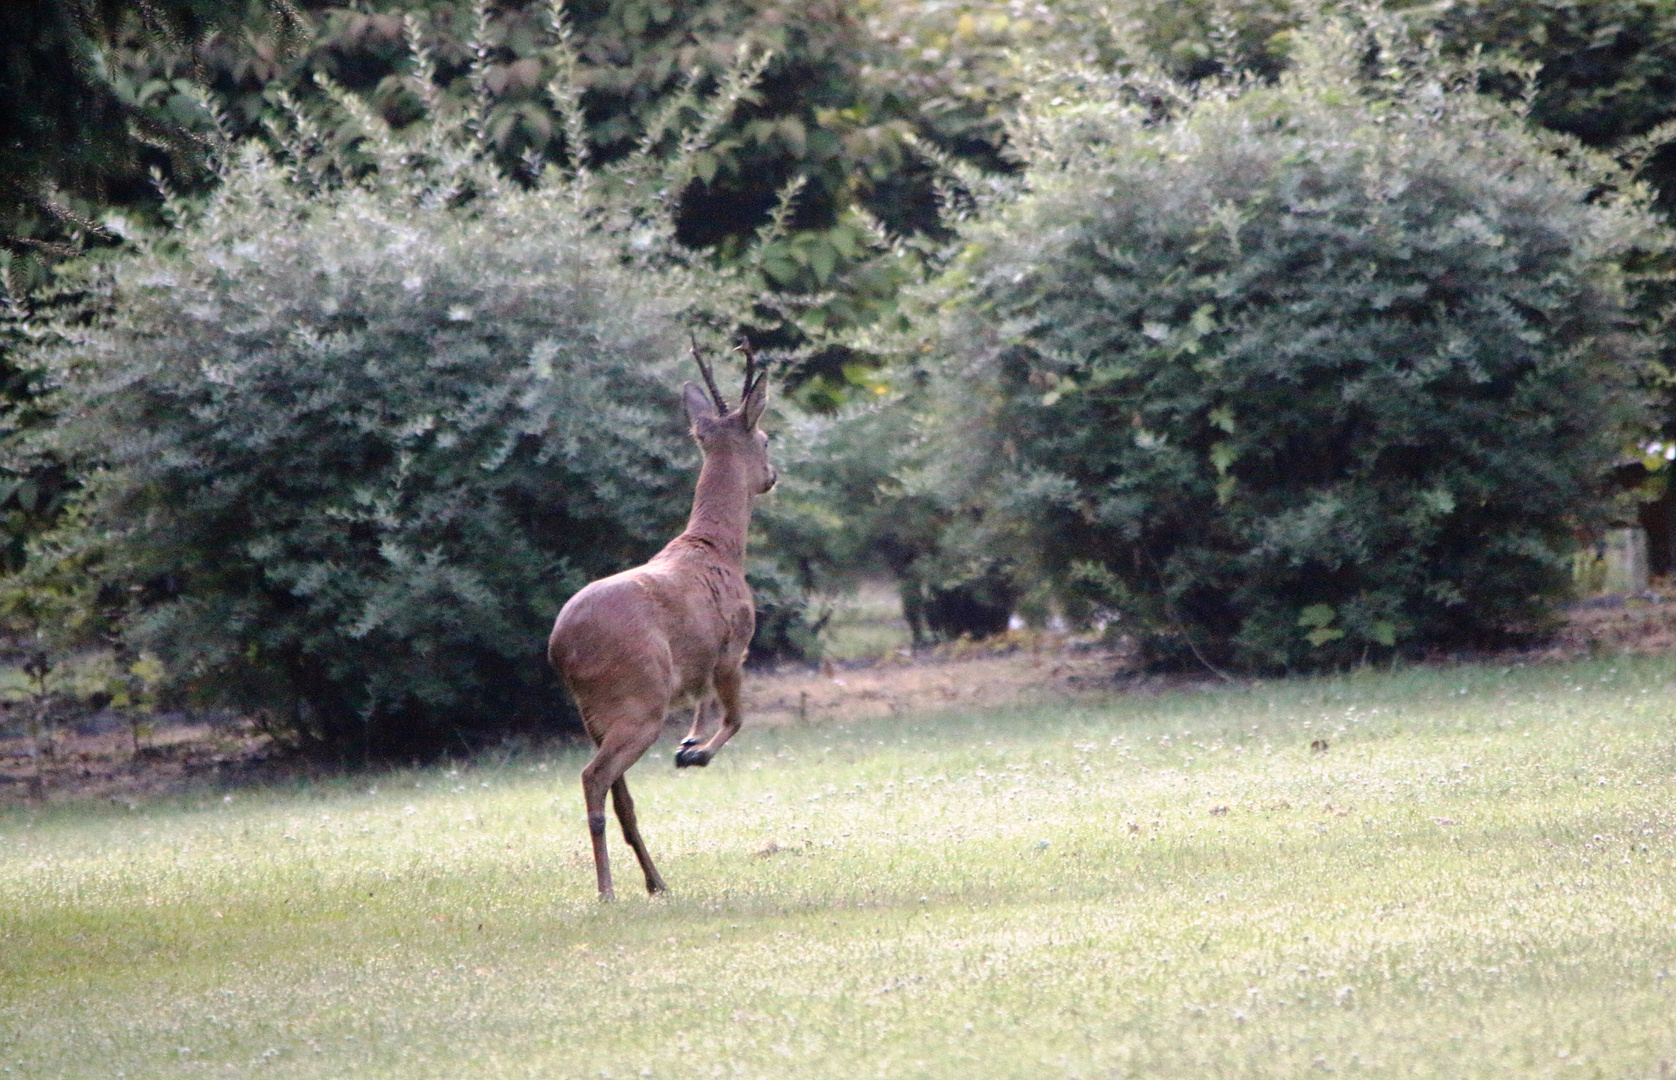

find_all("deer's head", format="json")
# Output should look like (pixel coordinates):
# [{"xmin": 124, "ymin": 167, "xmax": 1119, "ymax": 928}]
[{"xmin": 683, "ymin": 337, "xmax": 776, "ymax": 495}]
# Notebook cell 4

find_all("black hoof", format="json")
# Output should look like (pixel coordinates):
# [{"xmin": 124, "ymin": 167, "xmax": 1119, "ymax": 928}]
[
  {"xmin": 678, "ymin": 737, "xmax": 699, "ymax": 748},
  {"xmin": 674, "ymin": 747, "xmax": 710, "ymax": 768}
]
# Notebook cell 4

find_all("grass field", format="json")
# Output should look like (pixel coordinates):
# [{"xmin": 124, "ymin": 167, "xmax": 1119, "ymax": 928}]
[{"xmin": 3, "ymin": 654, "xmax": 1675, "ymax": 1079}]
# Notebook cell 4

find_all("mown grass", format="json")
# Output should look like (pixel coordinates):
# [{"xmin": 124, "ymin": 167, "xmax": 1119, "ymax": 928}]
[{"xmin": 3, "ymin": 655, "xmax": 1675, "ymax": 1079}]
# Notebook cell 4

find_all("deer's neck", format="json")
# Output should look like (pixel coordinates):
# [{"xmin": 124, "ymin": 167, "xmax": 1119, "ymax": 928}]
[{"xmin": 673, "ymin": 452, "xmax": 753, "ymax": 565}]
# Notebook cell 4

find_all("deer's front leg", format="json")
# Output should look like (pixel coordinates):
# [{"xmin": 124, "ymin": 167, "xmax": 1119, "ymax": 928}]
[
  {"xmin": 677, "ymin": 695, "xmax": 715, "ymax": 755},
  {"xmin": 674, "ymin": 701, "xmax": 709, "ymax": 766},
  {"xmin": 675, "ymin": 666, "xmax": 744, "ymax": 768}
]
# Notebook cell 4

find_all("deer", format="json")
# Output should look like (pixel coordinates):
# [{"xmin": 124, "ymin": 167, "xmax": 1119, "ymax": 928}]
[{"xmin": 547, "ymin": 338, "xmax": 776, "ymax": 900}]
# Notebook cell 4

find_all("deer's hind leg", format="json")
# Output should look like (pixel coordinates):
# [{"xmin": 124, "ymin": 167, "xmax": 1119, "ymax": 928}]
[
  {"xmin": 580, "ymin": 702, "xmax": 665, "ymax": 900},
  {"xmin": 611, "ymin": 776, "xmax": 666, "ymax": 895}
]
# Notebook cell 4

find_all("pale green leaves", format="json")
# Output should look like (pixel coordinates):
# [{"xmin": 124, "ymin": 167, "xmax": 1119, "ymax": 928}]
[
  {"xmin": 1298, "ymin": 603, "xmax": 1345, "ymax": 646},
  {"xmin": 1299, "ymin": 604, "xmax": 1397, "ymax": 649},
  {"xmin": 1209, "ymin": 441, "xmax": 1238, "ymax": 505},
  {"xmin": 1138, "ymin": 303, "xmax": 1218, "ymax": 358}
]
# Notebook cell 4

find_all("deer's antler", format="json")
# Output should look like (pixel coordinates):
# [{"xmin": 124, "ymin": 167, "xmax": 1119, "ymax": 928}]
[
  {"xmin": 691, "ymin": 333, "xmax": 728, "ymax": 413},
  {"xmin": 736, "ymin": 335, "xmax": 763, "ymax": 401}
]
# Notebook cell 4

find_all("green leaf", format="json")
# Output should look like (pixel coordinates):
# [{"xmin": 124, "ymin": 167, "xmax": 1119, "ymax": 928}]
[
  {"xmin": 777, "ymin": 117, "xmax": 807, "ymax": 158},
  {"xmin": 1298, "ymin": 604, "xmax": 1336, "ymax": 629},
  {"xmin": 830, "ymin": 226, "xmax": 862, "ymax": 260},
  {"xmin": 1086, "ymin": 362, "xmax": 1134, "ymax": 387},
  {"xmin": 761, "ymin": 256, "xmax": 799, "ymax": 285},
  {"xmin": 489, "ymin": 111, "xmax": 518, "ymax": 147},
  {"xmin": 1209, "ymin": 442, "xmax": 1237, "ymax": 475},
  {"xmin": 808, "ymin": 240, "xmax": 837, "ymax": 284},
  {"xmin": 1370, "ymin": 621, "xmax": 1397, "ymax": 647},
  {"xmin": 1306, "ymin": 626, "xmax": 1346, "ymax": 647},
  {"xmin": 517, "ymin": 104, "xmax": 551, "ymax": 145}
]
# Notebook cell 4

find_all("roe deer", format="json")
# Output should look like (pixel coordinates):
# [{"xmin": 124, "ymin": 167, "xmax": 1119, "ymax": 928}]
[{"xmin": 547, "ymin": 339, "xmax": 775, "ymax": 899}]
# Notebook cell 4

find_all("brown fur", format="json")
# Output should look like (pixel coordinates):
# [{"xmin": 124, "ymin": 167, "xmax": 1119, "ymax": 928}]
[{"xmin": 547, "ymin": 356, "xmax": 775, "ymax": 899}]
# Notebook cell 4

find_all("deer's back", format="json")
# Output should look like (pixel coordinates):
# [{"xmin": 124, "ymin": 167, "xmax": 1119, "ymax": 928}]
[{"xmin": 548, "ymin": 556, "xmax": 753, "ymax": 713}]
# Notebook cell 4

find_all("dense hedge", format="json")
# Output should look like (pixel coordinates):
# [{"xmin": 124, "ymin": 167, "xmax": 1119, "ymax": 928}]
[
  {"xmin": 9, "ymin": 50, "xmax": 770, "ymax": 756},
  {"xmin": 921, "ymin": 22, "xmax": 1667, "ymax": 670}
]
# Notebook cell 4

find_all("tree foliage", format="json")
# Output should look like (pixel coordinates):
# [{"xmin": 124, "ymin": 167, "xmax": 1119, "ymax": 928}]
[
  {"xmin": 1, "ymin": 0, "xmax": 991, "ymax": 402},
  {"xmin": 913, "ymin": 19, "xmax": 1667, "ymax": 670},
  {"xmin": 6, "ymin": 23, "xmax": 775, "ymax": 756}
]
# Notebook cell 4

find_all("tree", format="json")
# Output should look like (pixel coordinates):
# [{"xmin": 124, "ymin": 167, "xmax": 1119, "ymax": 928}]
[{"xmin": 1, "ymin": 1, "xmax": 992, "ymax": 395}]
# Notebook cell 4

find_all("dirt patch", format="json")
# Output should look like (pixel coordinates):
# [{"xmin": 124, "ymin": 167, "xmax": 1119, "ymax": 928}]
[
  {"xmin": 0, "ymin": 716, "xmax": 274, "ymax": 808},
  {"xmin": 8, "ymin": 591, "xmax": 1676, "ymax": 808},
  {"xmin": 1538, "ymin": 586, "xmax": 1676, "ymax": 659},
  {"xmin": 742, "ymin": 633, "xmax": 1142, "ymax": 729}
]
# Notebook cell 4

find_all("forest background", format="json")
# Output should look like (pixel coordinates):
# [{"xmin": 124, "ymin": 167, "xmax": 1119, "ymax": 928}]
[{"xmin": 5, "ymin": 0, "xmax": 1676, "ymax": 760}]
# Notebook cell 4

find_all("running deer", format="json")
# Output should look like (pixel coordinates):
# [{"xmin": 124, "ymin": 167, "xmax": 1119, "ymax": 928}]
[{"xmin": 547, "ymin": 338, "xmax": 776, "ymax": 899}]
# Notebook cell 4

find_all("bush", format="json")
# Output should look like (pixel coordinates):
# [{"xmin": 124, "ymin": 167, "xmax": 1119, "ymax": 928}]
[
  {"xmin": 919, "ymin": 21, "xmax": 1667, "ymax": 671},
  {"xmin": 9, "ymin": 40, "xmax": 769, "ymax": 757}
]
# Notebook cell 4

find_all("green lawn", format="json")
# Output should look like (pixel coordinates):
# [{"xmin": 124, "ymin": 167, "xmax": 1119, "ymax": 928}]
[{"xmin": 3, "ymin": 655, "xmax": 1674, "ymax": 1079}]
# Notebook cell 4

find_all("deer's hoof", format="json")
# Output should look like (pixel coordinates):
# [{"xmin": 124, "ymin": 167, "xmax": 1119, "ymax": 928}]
[
  {"xmin": 678, "ymin": 737, "xmax": 700, "ymax": 748},
  {"xmin": 674, "ymin": 747, "xmax": 711, "ymax": 768}
]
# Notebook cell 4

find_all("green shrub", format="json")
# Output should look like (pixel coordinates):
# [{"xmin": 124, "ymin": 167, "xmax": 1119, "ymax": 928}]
[
  {"xmin": 8, "ymin": 35, "xmax": 771, "ymax": 757},
  {"xmin": 920, "ymin": 20, "xmax": 1668, "ymax": 671}
]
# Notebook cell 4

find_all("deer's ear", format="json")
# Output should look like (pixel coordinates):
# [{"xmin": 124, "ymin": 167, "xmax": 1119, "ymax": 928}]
[
  {"xmin": 683, "ymin": 381, "xmax": 719, "ymax": 427},
  {"xmin": 740, "ymin": 375, "xmax": 768, "ymax": 430}
]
